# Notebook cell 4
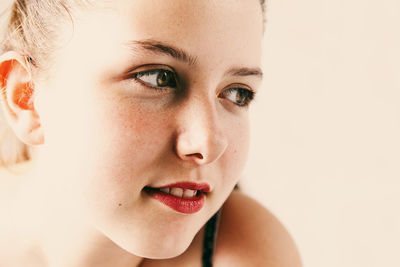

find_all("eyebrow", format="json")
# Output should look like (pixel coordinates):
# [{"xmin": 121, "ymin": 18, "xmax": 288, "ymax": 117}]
[
  {"xmin": 225, "ymin": 67, "xmax": 263, "ymax": 79},
  {"xmin": 125, "ymin": 39, "xmax": 198, "ymax": 66},
  {"xmin": 124, "ymin": 39, "xmax": 263, "ymax": 79}
]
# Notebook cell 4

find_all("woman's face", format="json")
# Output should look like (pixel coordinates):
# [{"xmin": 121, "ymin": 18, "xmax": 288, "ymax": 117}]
[{"xmin": 34, "ymin": 0, "xmax": 263, "ymax": 258}]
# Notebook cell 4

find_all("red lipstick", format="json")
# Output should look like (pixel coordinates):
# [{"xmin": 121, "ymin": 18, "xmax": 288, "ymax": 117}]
[
  {"xmin": 158, "ymin": 182, "xmax": 210, "ymax": 192},
  {"xmin": 145, "ymin": 182, "xmax": 210, "ymax": 214}
]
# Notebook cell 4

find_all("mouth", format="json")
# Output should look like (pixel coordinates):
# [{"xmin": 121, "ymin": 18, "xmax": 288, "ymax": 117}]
[{"xmin": 144, "ymin": 182, "xmax": 210, "ymax": 214}]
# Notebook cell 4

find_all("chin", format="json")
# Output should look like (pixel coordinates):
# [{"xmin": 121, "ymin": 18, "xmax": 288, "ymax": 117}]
[
  {"xmin": 104, "ymin": 223, "xmax": 196, "ymax": 259},
  {"xmin": 134, "ymin": 242, "xmax": 190, "ymax": 260},
  {"xmin": 120, "ymin": 235, "xmax": 192, "ymax": 259}
]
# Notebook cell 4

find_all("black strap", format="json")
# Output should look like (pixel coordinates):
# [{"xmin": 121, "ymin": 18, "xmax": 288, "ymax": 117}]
[{"xmin": 201, "ymin": 210, "xmax": 220, "ymax": 267}]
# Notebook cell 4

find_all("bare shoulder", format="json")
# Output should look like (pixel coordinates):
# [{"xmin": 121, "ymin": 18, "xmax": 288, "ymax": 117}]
[{"xmin": 213, "ymin": 191, "xmax": 302, "ymax": 267}]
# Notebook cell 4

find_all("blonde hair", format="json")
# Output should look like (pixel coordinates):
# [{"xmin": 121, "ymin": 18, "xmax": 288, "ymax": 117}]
[{"xmin": 0, "ymin": 0, "xmax": 267, "ymax": 168}]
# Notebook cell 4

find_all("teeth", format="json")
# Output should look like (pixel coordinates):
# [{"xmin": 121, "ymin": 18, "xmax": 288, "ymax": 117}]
[
  {"xmin": 160, "ymin": 187, "xmax": 170, "ymax": 194},
  {"xmin": 183, "ymin": 189, "xmax": 196, "ymax": 198},
  {"xmin": 170, "ymin": 188, "xmax": 183, "ymax": 198},
  {"xmin": 158, "ymin": 187, "xmax": 199, "ymax": 198}
]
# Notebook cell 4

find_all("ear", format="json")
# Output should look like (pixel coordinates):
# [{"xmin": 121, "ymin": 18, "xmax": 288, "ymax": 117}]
[{"xmin": 0, "ymin": 51, "xmax": 44, "ymax": 146}]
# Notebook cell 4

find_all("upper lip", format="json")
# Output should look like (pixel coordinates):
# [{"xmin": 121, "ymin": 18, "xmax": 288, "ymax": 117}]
[{"xmin": 151, "ymin": 182, "xmax": 211, "ymax": 193}]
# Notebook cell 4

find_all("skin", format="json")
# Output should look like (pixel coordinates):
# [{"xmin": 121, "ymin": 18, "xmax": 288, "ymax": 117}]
[{"xmin": 0, "ymin": 0, "xmax": 302, "ymax": 266}]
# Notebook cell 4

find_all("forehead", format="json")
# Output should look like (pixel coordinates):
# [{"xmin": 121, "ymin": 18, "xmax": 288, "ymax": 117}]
[
  {"xmin": 115, "ymin": 0, "xmax": 263, "ymax": 45},
  {"xmin": 55, "ymin": 0, "xmax": 263, "ymax": 79}
]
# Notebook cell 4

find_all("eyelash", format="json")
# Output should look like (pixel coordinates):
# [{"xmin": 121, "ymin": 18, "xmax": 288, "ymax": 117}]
[
  {"xmin": 219, "ymin": 87, "xmax": 255, "ymax": 107},
  {"xmin": 130, "ymin": 69, "xmax": 255, "ymax": 107},
  {"xmin": 131, "ymin": 69, "xmax": 177, "ymax": 90}
]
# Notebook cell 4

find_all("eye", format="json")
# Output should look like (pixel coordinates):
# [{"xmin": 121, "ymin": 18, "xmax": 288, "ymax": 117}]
[
  {"xmin": 133, "ymin": 69, "xmax": 177, "ymax": 89},
  {"xmin": 219, "ymin": 87, "xmax": 255, "ymax": 107}
]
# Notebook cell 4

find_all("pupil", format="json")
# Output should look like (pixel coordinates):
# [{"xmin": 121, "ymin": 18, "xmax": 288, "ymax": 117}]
[
  {"xmin": 236, "ymin": 90, "xmax": 248, "ymax": 104},
  {"xmin": 157, "ymin": 71, "xmax": 169, "ymax": 86}
]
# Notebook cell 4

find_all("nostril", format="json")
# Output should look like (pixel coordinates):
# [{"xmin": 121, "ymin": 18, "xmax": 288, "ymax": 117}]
[{"xmin": 187, "ymin": 153, "xmax": 203, "ymax": 160}]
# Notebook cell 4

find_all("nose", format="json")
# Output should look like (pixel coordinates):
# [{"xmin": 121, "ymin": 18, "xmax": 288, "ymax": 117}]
[{"xmin": 174, "ymin": 97, "xmax": 228, "ymax": 165}]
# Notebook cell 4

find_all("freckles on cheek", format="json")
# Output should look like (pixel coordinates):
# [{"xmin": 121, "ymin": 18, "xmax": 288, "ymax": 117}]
[
  {"xmin": 221, "ymin": 125, "xmax": 250, "ymax": 177},
  {"xmin": 110, "ymin": 108, "xmax": 165, "ymax": 148},
  {"xmin": 94, "ymin": 104, "xmax": 170, "ymax": 173},
  {"xmin": 81, "ymin": 103, "xmax": 172, "ymax": 203}
]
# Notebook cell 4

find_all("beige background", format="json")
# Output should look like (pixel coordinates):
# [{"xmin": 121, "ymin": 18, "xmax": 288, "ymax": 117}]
[
  {"xmin": 242, "ymin": 0, "xmax": 400, "ymax": 266},
  {"xmin": 1, "ymin": 0, "xmax": 400, "ymax": 266}
]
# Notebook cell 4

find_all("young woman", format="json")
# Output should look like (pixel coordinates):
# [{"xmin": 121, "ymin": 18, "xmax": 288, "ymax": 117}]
[{"xmin": 0, "ymin": 0, "xmax": 302, "ymax": 266}]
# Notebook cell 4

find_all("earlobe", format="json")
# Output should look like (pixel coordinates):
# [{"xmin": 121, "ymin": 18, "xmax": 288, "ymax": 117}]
[{"xmin": 0, "ymin": 51, "xmax": 44, "ymax": 146}]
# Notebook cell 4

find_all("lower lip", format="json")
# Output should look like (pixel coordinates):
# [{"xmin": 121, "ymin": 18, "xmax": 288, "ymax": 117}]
[{"xmin": 146, "ymin": 189, "xmax": 205, "ymax": 214}]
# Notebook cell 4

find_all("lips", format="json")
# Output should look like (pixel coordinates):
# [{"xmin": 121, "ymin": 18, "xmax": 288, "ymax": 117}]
[{"xmin": 144, "ymin": 182, "xmax": 210, "ymax": 214}]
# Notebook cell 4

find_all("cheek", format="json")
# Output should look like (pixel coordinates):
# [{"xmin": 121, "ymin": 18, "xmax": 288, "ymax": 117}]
[
  {"xmin": 39, "ymin": 87, "xmax": 171, "ymax": 203},
  {"xmin": 89, "ymin": 102, "xmax": 169, "ymax": 177},
  {"xmin": 216, "ymin": 117, "xmax": 250, "ymax": 193},
  {"xmin": 229, "ymin": 119, "xmax": 250, "ymax": 161},
  {"xmin": 81, "ymin": 99, "xmax": 173, "ymax": 197},
  {"xmin": 225, "ymin": 112, "xmax": 250, "ymax": 165}
]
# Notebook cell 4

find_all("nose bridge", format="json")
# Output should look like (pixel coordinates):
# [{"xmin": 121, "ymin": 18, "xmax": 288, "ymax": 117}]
[
  {"xmin": 175, "ymin": 93, "xmax": 228, "ymax": 164},
  {"xmin": 189, "ymin": 94, "xmax": 216, "ymax": 135}
]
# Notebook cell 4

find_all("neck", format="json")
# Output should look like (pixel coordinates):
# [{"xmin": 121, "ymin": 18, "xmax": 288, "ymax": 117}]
[{"xmin": 11, "ymin": 162, "xmax": 144, "ymax": 267}]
